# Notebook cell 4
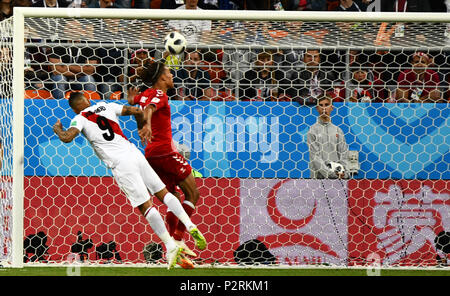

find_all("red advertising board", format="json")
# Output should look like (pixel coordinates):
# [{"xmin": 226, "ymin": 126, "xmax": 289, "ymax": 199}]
[
  {"xmin": 24, "ymin": 177, "xmax": 450, "ymax": 266},
  {"xmin": 348, "ymin": 179, "xmax": 450, "ymax": 266},
  {"xmin": 24, "ymin": 176, "xmax": 241, "ymax": 264}
]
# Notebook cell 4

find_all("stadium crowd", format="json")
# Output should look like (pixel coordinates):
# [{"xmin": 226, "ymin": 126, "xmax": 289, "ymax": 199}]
[{"xmin": 5, "ymin": 0, "xmax": 450, "ymax": 103}]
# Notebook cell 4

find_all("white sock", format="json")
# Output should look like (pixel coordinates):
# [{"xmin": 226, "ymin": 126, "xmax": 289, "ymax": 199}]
[
  {"xmin": 144, "ymin": 207, "xmax": 176, "ymax": 251},
  {"xmin": 183, "ymin": 200, "xmax": 195, "ymax": 210},
  {"xmin": 163, "ymin": 192, "xmax": 195, "ymax": 231}
]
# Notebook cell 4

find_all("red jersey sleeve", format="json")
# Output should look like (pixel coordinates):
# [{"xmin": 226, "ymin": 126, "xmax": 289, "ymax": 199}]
[{"xmin": 136, "ymin": 88, "xmax": 168, "ymax": 110}]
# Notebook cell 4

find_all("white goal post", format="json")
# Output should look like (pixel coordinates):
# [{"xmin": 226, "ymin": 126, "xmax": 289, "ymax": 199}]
[{"xmin": 5, "ymin": 7, "xmax": 450, "ymax": 268}]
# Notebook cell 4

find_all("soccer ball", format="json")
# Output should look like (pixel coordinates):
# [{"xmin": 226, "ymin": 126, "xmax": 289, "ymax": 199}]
[
  {"xmin": 164, "ymin": 31, "xmax": 187, "ymax": 55},
  {"xmin": 327, "ymin": 161, "xmax": 344, "ymax": 174}
]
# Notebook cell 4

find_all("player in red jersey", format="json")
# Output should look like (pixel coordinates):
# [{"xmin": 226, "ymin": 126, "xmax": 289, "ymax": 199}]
[
  {"xmin": 128, "ymin": 60, "xmax": 205, "ymax": 265},
  {"xmin": 53, "ymin": 92, "xmax": 206, "ymax": 269}
]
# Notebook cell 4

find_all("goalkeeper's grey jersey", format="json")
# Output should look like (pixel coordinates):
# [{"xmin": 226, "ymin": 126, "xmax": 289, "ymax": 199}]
[{"xmin": 307, "ymin": 118, "xmax": 349, "ymax": 179}]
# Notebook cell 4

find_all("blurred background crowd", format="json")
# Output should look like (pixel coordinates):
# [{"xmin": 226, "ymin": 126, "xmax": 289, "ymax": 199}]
[{"xmin": 3, "ymin": 0, "xmax": 450, "ymax": 104}]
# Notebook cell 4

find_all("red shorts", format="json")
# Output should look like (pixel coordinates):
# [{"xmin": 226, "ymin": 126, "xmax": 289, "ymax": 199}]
[{"xmin": 147, "ymin": 152, "xmax": 192, "ymax": 193}]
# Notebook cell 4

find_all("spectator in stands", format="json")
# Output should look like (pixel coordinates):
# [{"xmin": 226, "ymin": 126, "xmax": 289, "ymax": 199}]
[
  {"xmin": 333, "ymin": 50, "xmax": 385, "ymax": 102},
  {"xmin": 272, "ymin": 21, "xmax": 305, "ymax": 81},
  {"xmin": 199, "ymin": 0, "xmax": 219, "ymax": 9},
  {"xmin": 93, "ymin": 18, "xmax": 127, "ymax": 100},
  {"xmin": 0, "ymin": 0, "xmax": 12, "ymax": 21},
  {"xmin": 128, "ymin": 49, "xmax": 153, "ymax": 85},
  {"xmin": 160, "ymin": 0, "xmax": 180, "ymax": 9},
  {"xmin": 95, "ymin": 48, "xmax": 125, "ymax": 100},
  {"xmin": 167, "ymin": 0, "xmax": 212, "ymax": 45},
  {"xmin": 333, "ymin": 0, "xmax": 373, "ymax": 45},
  {"xmin": 335, "ymin": 0, "xmax": 362, "ymax": 11},
  {"xmin": 240, "ymin": 0, "xmax": 268, "ymax": 9},
  {"xmin": 0, "ymin": 44, "xmax": 11, "ymax": 91},
  {"xmin": 114, "ymin": 0, "xmax": 131, "ymax": 7},
  {"xmin": 279, "ymin": 0, "xmax": 305, "ymax": 10},
  {"xmin": 48, "ymin": 19, "xmax": 98, "ymax": 99},
  {"xmin": 31, "ymin": 0, "xmax": 69, "ymax": 40},
  {"xmin": 88, "ymin": 0, "xmax": 119, "ymax": 8},
  {"xmin": 395, "ymin": 51, "xmax": 443, "ymax": 103},
  {"xmin": 334, "ymin": 49, "xmax": 363, "ymax": 81},
  {"xmin": 346, "ymin": 63, "xmax": 376, "ymax": 102},
  {"xmin": 327, "ymin": 0, "xmax": 370, "ymax": 10},
  {"xmin": 164, "ymin": 0, "xmax": 212, "ymax": 71},
  {"xmin": 222, "ymin": 22, "xmax": 256, "ymax": 84},
  {"xmin": 0, "ymin": 0, "xmax": 30, "ymax": 20},
  {"xmin": 66, "ymin": 0, "xmax": 86, "ymax": 7},
  {"xmin": 133, "ymin": 0, "xmax": 148, "ymax": 8},
  {"xmin": 25, "ymin": 39, "xmax": 50, "ymax": 91},
  {"xmin": 173, "ymin": 49, "xmax": 215, "ymax": 100},
  {"xmin": 2, "ymin": 32, "xmax": 47, "ymax": 93},
  {"xmin": 363, "ymin": 49, "xmax": 400, "ymax": 101},
  {"xmin": 13, "ymin": 0, "xmax": 30, "ymax": 5},
  {"xmin": 307, "ymin": 95, "xmax": 350, "ymax": 179},
  {"xmin": 380, "ymin": 0, "xmax": 436, "ymax": 47},
  {"xmin": 201, "ymin": 50, "xmax": 227, "ymax": 97},
  {"xmin": 238, "ymin": 51, "xmax": 289, "ymax": 101},
  {"xmin": 244, "ymin": 0, "xmax": 295, "ymax": 10},
  {"xmin": 288, "ymin": 49, "xmax": 338, "ymax": 105},
  {"xmin": 32, "ymin": 0, "xmax": 70, "ymax": 7},
  {"xmin": 20, "ymin": 23, "xmax": 52, "ymax": 93},
  {"xmin": 219, "ymin": 0, "xmax": 242, "ymax": 9},
  {"xmin": 380, "ymin": 0, "xmax": 432, "ymax": 12}
]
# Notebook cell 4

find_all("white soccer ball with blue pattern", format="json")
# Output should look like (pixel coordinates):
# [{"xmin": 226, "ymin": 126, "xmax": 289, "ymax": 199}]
[{"xmin": 164, "ymin": 31, "xmax": 187, "ymax": 55}]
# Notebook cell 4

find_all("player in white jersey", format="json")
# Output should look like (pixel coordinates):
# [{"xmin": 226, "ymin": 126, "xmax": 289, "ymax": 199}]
[{"xmin": 53, "ymin": 92, "xmax": 205, "ymax": 269}]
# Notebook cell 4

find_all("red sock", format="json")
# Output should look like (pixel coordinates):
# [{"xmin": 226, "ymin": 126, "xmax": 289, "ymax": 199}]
[
  {"xmin": 166, "ymin": 211, "xmax": 179, "ymax": 237},
  {"xmin": 173, "ymin": 202, "xmax": 195, "ymax": 241}
]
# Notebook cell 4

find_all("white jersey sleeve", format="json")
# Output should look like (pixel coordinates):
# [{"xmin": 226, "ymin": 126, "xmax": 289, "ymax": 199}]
[{"xmin": 70, "ymin": 113, "xmax": 86, "ymax": 132}]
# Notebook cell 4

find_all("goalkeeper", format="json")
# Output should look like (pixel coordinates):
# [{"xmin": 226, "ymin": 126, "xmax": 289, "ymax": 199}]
[
  {"xmin": 53, "ymin": 92, "xmax": 206, "ymax": 269},
  {"xmin": 307, "ymin": 95, "xmax": 350, "ymax": 179}
]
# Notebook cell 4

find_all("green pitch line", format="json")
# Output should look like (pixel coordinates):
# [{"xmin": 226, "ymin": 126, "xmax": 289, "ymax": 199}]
[{"xmin": 0, "ymin": 267, "xmax": 449, "ymax": 276}]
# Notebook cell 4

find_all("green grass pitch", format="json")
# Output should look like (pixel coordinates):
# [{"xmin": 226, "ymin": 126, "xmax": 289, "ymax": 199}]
[{"xmin": 0, "ymin": 266, "xmax": 449, "ymax": 276}]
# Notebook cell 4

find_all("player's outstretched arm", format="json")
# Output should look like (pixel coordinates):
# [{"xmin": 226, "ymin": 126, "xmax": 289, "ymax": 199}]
[
  {"xmin": 53, "ymin": 120, "xmax": 80, "ymax": 143},
  {"xmin": 137, "ymin": 104, "xmax": 156, "ymax": 144},
  {"xmin": 122, "ymin": 105, "xmax": 145, "ymax": 129}
]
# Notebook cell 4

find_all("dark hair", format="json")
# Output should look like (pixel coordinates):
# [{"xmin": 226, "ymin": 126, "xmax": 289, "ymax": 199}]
[
  {"xmin": 317, "ymin": 95, "xmax": 332, "ymax": 105},
  {"xmin": 68, "ymin": 92, "xmax": 86, "ymax": 109},
  {"xmin": 137, "ymin": 60, "xmax": 165, "ymax": 85}
]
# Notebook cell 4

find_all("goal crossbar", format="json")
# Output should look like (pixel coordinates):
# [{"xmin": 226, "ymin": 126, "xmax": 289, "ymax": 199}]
[{"xmin": 13, "ymin": 7, "xmax": 450, "ymax": 22}]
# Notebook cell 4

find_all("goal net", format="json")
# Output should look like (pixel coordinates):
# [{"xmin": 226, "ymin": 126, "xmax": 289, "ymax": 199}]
[{"xmin": 4, "ymin": 8, "xmax": 450, "ymax": 268}]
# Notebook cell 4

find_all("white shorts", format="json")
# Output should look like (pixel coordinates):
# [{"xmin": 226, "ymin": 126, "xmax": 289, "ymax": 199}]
[{"xmin": 111, "ymin": 148, "xmax": 165, "ymax": 208}]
